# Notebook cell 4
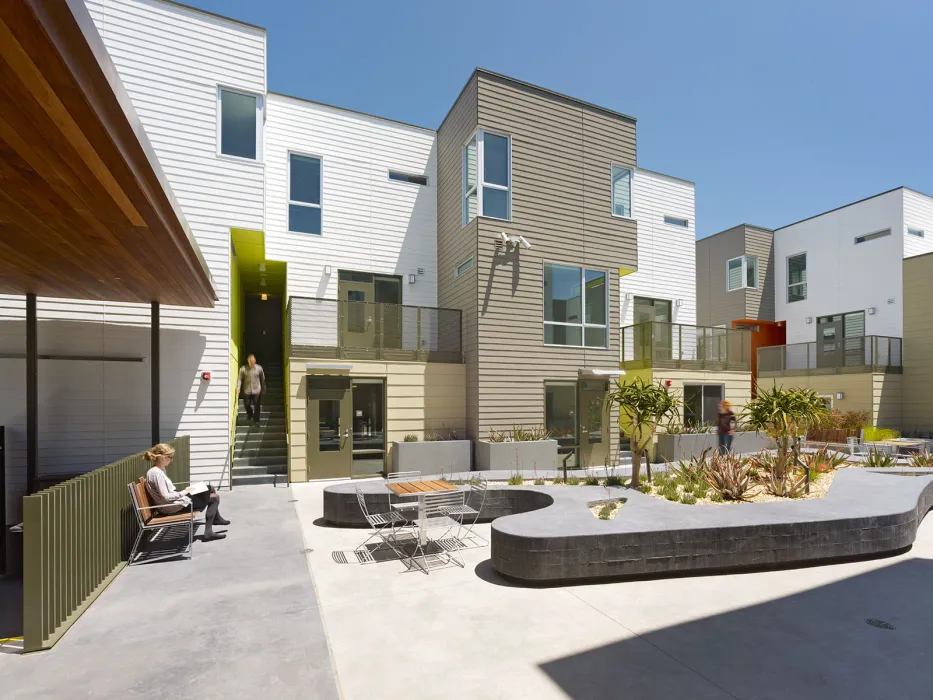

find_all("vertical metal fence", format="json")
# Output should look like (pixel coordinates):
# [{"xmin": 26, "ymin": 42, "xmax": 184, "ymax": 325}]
[{"xmin": 22, "ymin": 436, "xmax": 190, "ymax": 652}]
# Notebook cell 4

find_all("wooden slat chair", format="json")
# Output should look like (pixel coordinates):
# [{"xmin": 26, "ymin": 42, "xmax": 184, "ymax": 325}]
[{"xmin": 127, "ymin": 477, "xmax": 201, "ymax": 565}]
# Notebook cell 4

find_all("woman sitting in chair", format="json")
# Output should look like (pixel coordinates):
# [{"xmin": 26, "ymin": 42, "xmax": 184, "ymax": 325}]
[{"xmin": 144, "ymin": 443, "xmax": 230, "ymax": 542}]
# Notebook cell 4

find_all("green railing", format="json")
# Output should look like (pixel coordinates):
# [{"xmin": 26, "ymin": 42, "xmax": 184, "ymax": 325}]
[{"xmin": 22, "ymin": 436, "xmax": 190, "ymax": 652}]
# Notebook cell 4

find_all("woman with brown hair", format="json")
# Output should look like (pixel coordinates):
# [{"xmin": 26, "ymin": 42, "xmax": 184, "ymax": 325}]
[
  {"xmin": 144, "ymin": 443, "xmax": 230, "ymax": 542},
  {"xmin": 716, "ymin": 400, "xmax": 736, "ymax": 454}
]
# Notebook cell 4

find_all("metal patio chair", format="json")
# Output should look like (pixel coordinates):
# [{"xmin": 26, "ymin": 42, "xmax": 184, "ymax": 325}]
[
  {"xmin": 442, "ymin": 476, "xmax": 489, "ymax": 547},
  {"xmin": 847, "ymin": 437, "xmax": 867, "ymax": 458},
  {"xmin": 355, "ymin": 487, "xmax": 407, "ymax": 564},
  {"xmin": 405, "ymin": 490, "xmax": 465, "ymax": 575}
]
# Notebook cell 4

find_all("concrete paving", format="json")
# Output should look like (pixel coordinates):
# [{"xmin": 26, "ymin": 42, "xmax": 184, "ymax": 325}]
[
  {"xmin": 0, "ymin": 486, "xmax": 339, "ymax": 700},
  {"xmin": 294, "ymin": 478, "xmax": 933, "ymax": 700}
]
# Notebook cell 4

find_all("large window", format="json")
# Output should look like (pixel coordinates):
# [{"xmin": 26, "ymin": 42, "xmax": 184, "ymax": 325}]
[
  {"xmin": 787, "ymin": 253, "xmax": 807, "ymax": 302},
  {"xmin": 544, "ymin": 264, "xmax": 607, "ymax": 348},
  {"xmin": 219, "ymin": 88, "xmax": 260, "ymax": 160},
  {"xmin": 289, "ymin": 154, "xmax": 322, "ymax": 235},
  {"xmin": 726, "ymin": 255, "xmax": 758, "ymax": 291},
  {"xmin": 684, "ymin": 384, "xmax": 724, "ymax": 426},
  {"xmin": 611, "ymin": 165, "xmax": 632, "ymax": 218},
  {"xmin": 462, "ymin": 130, "xmax": 511, "ymax": 225}
]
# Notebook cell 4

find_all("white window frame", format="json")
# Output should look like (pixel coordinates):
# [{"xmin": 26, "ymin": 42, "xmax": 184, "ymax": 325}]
[
  {"xmin": 610, "ymin": 163, "xmax": 633, "ymax": 220},
  {"xmin": 462, "ymin": 130, "xmax": 512, "ymax": 226},
  {"xmin": 543, "ymin": 263, "xmax": 610, "ymax": 349},
  {"xmin": 454, "ymin": 256, "xmax": 474, "ymax": 278},
  {"xmin": 287, "ymin": 151, "xmax": 323, "ymax": 235},
  {"xmin": 216, "ymin": 86, "xmax": 264, "ymax": 162},
  {"xmin": 907, "ymin": 227, "xmax": 925, "ymax": 238},
  {"xmin": 787, "ymin": 252, "xmax": 807, "ymax": 303},
  {"xmin": 683, "ymin": 383, "xmax": 726, "ymax": 425},
  {"xmin": 726, "ymin": 255, "xmax": 758, "ymax": 291},
  {"xmin": 663, "ymin": 215, "xmax": 689, "ymax": 227}
]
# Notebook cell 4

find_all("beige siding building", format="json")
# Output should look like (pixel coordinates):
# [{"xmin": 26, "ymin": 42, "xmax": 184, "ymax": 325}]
[{"xmin": 902, "ymin": 252, "xmax": 933, "ymax": 431}]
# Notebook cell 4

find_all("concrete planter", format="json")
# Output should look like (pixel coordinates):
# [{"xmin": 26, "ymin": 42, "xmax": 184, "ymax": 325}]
[
  {"xmin": 476, "ymin": 440, "xmax": 558, "ymax": 472},
  {"xmin": 392, "ymin": 440, "xmax": 471, "ymax": 474},
  {"xmin": 656, "ymin": 431, "xmax": 775, "ymax": 461}
]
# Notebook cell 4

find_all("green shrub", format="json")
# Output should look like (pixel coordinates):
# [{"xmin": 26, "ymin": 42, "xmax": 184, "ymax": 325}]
[
  {"xmin": 533, "ymin": 478, "xmax": 545, "ymax": 486},
  {"xmin": 604, "ymin": 475, "xmax": 624, "ymax": 487},
  {"xmin": 552, "ymin": 477, "xmax": 565, "ymax": 485},
  {"xmin": 710, "ymin": 490, "xmax": 724, "ymax": 502},
  {"xmin": 403, "ymin": 434, "xmax": 418, "ymax": 442},
  {"xmin": 863, "ymin": 426, "xmax": 900, "ymax": 442},
  {"xmin": 507, "ymin": 474, "xmax": 524, "ymax": 485},
  {"xmin": 661, "ymin": 482, "xmax": 679, "ymax": 501},
  {"xmin": 597, "ymin": 503, "xmax": 615, "ymax": 520},
  {"xmin": 908, "ymin": 450, "xmax": 933, "ymax": 469},
  {"xmin": 566, "ymin": 476, "xmax": 581, "ymax": 486},
  {"xmin": 680, "ymin": 492, "xmax": 697, "ymax": 505},
  {"xmin": 693, "ymin": 483, "xmax": 709, "ymax": 499},
  {"xmin": 637, "ymin": 482, "xmax": 652, "ymax": 494},
  {"xmin": 584, "ymin": 475, "xmax": 600, "ymax": 486},
  {"xmin": 863, "ymin": 448, "xmax": 897, "ymax": 468}
]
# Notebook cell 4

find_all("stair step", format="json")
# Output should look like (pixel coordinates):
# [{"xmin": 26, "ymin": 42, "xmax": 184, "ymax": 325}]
[
  {"xmin": 234, "ymin": 435, "xmax": 287, "ymax": 447},
  {"xmin": 232, "ymin": 464, "xmax": 286, "ymax": 476},
  {"xmin": 234, "ymin": 454, "xmax": 287, "ymax": 467},
  {"xmin": 232, "ymin": 474, "xmax": 284, "ymax": 486}
]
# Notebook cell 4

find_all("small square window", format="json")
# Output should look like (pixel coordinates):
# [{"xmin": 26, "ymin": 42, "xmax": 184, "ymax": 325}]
[
  {"xmin": 663, "ymin": 216, "xmax": 689, "ymax": 227},
  {"xmin": 908, "ymin": 228, "xmax": 925, "ymax": 238},
  {"xmin": 219, "ymin": 89, "xmax": 258, "ymax": 160}
]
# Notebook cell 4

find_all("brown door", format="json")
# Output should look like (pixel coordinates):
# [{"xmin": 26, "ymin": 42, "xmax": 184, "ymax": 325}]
[
  {"xmin": 578, "ymin": 380, "xmax": 609, "ymax": 468},
  {"xmin": 307, "ymin": 375, "xmax": 352, "ymax": 479}
]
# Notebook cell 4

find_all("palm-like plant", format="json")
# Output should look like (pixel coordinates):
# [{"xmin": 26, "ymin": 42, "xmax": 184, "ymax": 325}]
[
  {"xmin": 608, "ymin": 377, "xmax": 681, "ymax": 488},
  {"xmin": 742, "ymin": 385, "xmax": 830, "ymax": 493}
]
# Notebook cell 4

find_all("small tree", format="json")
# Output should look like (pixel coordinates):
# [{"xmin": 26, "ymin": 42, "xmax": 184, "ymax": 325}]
[
  {"xmin": 608, "ymin": 377, "xmax": 681, "ymax": 488},
  {"xmin": 742, "ymin": 384, "xmax": 830, "ymax": 494}
]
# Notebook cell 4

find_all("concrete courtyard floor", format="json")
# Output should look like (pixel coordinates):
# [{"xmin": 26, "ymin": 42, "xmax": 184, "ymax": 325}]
[
  {"xmin": 0, "ymin": 485, "xmax": 339, "ymax": 700},
  {"xmin": 293, "ymin": 479, "xmax": 933, "ymax": 700}
]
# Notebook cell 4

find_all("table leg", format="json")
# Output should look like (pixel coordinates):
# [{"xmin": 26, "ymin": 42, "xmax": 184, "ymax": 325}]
[{"xmin": 418, "ymin": 494, "xmax": 427, "ymax": 546}]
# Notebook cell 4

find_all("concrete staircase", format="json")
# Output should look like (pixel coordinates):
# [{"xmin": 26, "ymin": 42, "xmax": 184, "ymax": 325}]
[{"xmin": 232, "ymin": 363, "xmax": 287, "ymax": 486}]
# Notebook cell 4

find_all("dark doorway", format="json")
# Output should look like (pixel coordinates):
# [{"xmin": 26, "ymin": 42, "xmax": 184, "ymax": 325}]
[{"xmin": 245, "ymin": 295, "xmax": 283, "ymax": 366}]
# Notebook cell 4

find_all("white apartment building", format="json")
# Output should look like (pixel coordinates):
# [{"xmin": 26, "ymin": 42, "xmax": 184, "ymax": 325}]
[{"xmin": 774, "ymin": 187, "xmax": 933, "ymax": 344}]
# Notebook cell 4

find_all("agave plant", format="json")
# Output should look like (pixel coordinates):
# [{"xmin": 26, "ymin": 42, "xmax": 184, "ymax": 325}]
[
  {"xmin": 802, "ymin": 446, "xmax": 848, "ymax": 474},
  {"xmin": 759, "ymin": 466, "xmax": 809, "ymax": 498},
  {"xmin": 668, "ymin": 451, "xmax": 711, "ymax": 489},
  {"xmin": 487, "ymin": 427, "xmax": 509, "ymax": 443},
  {"xmin": 863, "ymin": 448, "xmax": 898, "ymax": 468},
  {"xmin": 907, "ymin": 449, "xmax": 933, "ymax": 469},
  {"xmin": 705, "ymin": 453, "xmax": 756, "ymax": 501}
]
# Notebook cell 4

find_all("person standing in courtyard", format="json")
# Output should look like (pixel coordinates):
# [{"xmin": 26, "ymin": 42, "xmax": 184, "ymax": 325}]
[
  {"xmin": 237, "ymin": 353, "xmax": 266, "ymax": 426},
  {"xmin": 717, "ymin": 400, "xmax": 736, "ymax": 454}
]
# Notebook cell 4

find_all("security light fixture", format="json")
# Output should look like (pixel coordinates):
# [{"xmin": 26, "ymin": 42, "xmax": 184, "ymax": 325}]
[
  {"xmin": 836, "ymin": 392, "xmax": 845, "ymax": 400},
  {"xmin": 324, "ymin": 265, "xmax": 332, "ymax": 275},
  {"xmin": 498, "ymin": 232, "xmax": 531, "ymax": 250},
  {"xmin": 258, "ymin": 263, "xmax": 266, "ymax": 272},
  {"xmin": 675, "ymin": 299, "xmax": 683, "ymax": 307},
  {"xmin": 408, "ymin": 273, "xmax": 416, "ymax": 284},
  {"xmin": 887, "ymin": 297, "xmax": 896, "ymax": 304},
  {"xmin": 261, "ymin": 293, "xmax": 268, "ymax": 301},
  {"xmin": 805, "ymin": 317, "xmax": 813, "ymax": 324},
  {"xmin": 624, "ymin": 292, "xmax": 632, "ymax": 301},
  {"xmin": 868, "ymin": 307, "xmax": 876, "ymax": 315}
]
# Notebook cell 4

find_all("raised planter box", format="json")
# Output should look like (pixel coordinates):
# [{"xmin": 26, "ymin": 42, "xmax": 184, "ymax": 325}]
[
  {"xmin": 656, "ymin": 431, "xmax": 775, "ymax": 461},
  {"xmin": 475, "ymin": 439, "xmax": 558, "ymax": 471},
  {"xmin": 392, "ymin": 440, "xmax": 471, "ymax": 474}
]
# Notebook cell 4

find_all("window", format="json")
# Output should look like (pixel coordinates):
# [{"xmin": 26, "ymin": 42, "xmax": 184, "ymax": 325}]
[
  {"xmin": 289, "ymin": 154, "xmax": 322, "ymax": 235},
  {"xmin": 543, "ymin": 264, "xmax": 607, "ymax": 348},
  {"xmin": 908, "ymin": 228, "xmax": 925, "ymax": 238},
  {"xmin": 664, "ymin": 215, "xmax": 689, "ymax": 227},
  {"xmin": 462, "ymin": 130, "xmax": 511, "ymax": 225},
  {"xmin": 787, "ymin": 253, "xmax": 807, "ymax": 302},
  {"xmin": 388, "ymin": 171, "xmax": 428, "ymax": 186},
  {"xmin": 726, "ymin": 255, "xmax": 758, "ymax": 291},
  {"xmin": 611, "ymin": 165, "xmax": 632, "ymax": 218},
  {"xmin": 684, "ymin": 385, "xmax": 724, "ymax": 426},
  {"xmin": 854, "ymin": 228, "xmax": 891, "ymax": 244},
  {"xmin": 455, "ymin": 256, "xmax": 474, "ymax": 278},
  {"xmin": 219, "ymin": 88, "xmax": 260, "ymax": 160}
]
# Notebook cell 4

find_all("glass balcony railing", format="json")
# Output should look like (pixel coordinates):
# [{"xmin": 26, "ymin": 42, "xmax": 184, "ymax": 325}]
[
  {"xmin": 621, "ymin": 322, "xmax": 751, "ymax": 371},
  {"xmin": 286, "ymin": 297, "xmax": 462, "ymax": 363},
  {"xmin": 758, "ymin": 336, "xmax": 902, "ymax": 375}
]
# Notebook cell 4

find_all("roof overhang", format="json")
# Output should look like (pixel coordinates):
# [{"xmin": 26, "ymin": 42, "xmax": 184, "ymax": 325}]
[
  {"xmin": 0, "ymin": 0, "xmax": 216, "ymax": 307},
  {"xmin": 579, "ymin": 368, "xmax": 626, "ymax": 378}
]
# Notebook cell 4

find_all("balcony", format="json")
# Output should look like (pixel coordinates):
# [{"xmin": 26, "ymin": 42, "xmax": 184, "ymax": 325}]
[
  {"xmin": 758, "ymin": 336, "xmax": 902, "ymax": 376},
  {"xmin": 621, "ymin": 322, "xmax": 751, "ymax": 371},
  {"xmin": 286, "ymin": 297, "xmax": 462, "ymax": 364}
]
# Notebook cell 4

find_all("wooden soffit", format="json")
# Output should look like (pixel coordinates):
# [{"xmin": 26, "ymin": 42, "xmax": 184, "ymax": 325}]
[{"xmin": 0, "ymin": 0, "xmax": 216, "ymax": 307}]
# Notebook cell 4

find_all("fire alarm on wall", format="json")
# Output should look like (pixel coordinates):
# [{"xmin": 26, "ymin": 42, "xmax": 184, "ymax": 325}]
[
  {"xmin": 201, "ymin": 371, "xmax": 211, "ymax": 381},
  {"xmin": 665, "ymin": 380, "xmax": 672, "ymax": 387}
]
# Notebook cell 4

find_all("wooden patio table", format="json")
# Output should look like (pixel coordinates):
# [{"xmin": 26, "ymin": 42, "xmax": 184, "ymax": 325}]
[{"xmin": 386, "ymin": 480, "xmax": 458, "ymax": 545}]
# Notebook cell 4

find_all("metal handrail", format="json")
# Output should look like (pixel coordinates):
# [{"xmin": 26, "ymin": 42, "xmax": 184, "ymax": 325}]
[
  {"xmin": 757, "ymin": 335, "xmax": 903, "ymax": 374},
  {"xmin": 621, "ymin": 321, "xmax": 751, "ymax": 369}
]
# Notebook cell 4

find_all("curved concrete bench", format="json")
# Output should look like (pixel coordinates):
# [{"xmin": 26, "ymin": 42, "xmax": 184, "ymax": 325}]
[{"xmin": 321, "ymin": 469, "xmax": 933, "ymax": 584}]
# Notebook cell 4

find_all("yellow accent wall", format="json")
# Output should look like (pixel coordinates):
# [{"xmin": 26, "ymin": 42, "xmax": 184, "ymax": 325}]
[
  {"xmin": 288, "ymin": 359, "xmax": 467, "ymax": 482},
  {"xmin": 760, "ymin": 373, "xmax": 901, "ymax": 428},
  {"xmin": 229, "ymin": 242, "xmax": 245, "ymax": 446}
]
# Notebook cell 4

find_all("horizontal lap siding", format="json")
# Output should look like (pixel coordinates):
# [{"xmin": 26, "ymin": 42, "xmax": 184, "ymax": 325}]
[
  {"xmin": 696, "ymin": 226, "xmax": 747, "ymax": 327},
  {"xmin": 437, "ymin": 77, "xmax": 479, "ymax": 438},
  {"xmin": 627, "ymin": 170, "xmax": 696, "ymax": 326},
  {"xmin": 473, "ymin": 74, "xmax": 636, "ymax": 438},
  {"xmin": 653, "ymin": 369, "xmax": 752, "ymax": 415},
  {"xmin": 903, "ymin": 190, "xmax": 933, "ymax": 259},
  {"xmin": 902, "ymin": 254, "xmax": 933, "ymax": 431},
  {"xmin": 761, "ymin": 373, "xmax": 874, "ymax": 417},
  {"xmin": 264, "ymin": 96, "xmax": 438, "ymax": 307},
  {"xmin": 0, "ymin": 0, "xmax": 265, "ymax": 515},
  {"xmin": 743, "ymin": 226, "xmax": 775, "ymax": 321}
]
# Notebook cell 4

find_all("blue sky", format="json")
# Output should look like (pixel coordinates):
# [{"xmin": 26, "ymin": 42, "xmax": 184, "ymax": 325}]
[{"xmin": 185, "ymin": 0, "xmax": 933, "ymax": 238}]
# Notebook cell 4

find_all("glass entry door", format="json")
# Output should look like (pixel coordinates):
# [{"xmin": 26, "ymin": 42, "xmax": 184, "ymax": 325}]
[
  {"xmin": 684, "ymin": 384, "xmax": 724, "ymax": 427},
  {"xmin": 338, "ymin": 271, "xmax": 403, "ymax": 352},
  {"xmin": 307, "ymin": 375, "xmax": 352, "ymax": 479},
  {"xmin": 578, "ymin": 380, "xmax": 609, "ymax": 468},
  {"xmin": 546, "ymin": 383, "xmax": 578, "ymax": 468},
  {"xmin": 351, "ymin": 379, "xmax": 386, "ymax": 477},
  {"xmin": 633, "ymin": 297, "xmax": 672, "ymax": 361}
]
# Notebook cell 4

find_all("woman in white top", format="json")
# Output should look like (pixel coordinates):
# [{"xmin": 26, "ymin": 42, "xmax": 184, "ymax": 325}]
[{"xmin": 144, "ymin": 443, "xmax": 229, "ymax": 542}]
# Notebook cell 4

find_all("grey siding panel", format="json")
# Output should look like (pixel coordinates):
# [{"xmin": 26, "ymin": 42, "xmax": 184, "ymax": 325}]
[
  {"xmin": 470, "ymin": 73, "xmax": 634, "ymax": 440},
  {"xmin": 744, "ymin": 225, "xmax": 775, "ymax": 321},
  {"xmin": 696, "ymin": 225, "xmax": 747, "ymax": 327},
  {"xmin": 437, "ymin": 76, "xmax": 480, "ymax": 438}
]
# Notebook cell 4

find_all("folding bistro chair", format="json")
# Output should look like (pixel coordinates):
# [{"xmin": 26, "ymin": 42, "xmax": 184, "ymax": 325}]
[
  {"xmin": 355, "ymin": 488, "xmax": 407, "ymax": 563},
  {"xmin": 407, "ymin": 490, "xmax": 465, "ymax": 575},
  {"xmin": 847, "ymin": 436, "xmax": 867, "ymax": 458},
  {"xmin": 442, "ymin": 477, "xmax": 489, "ymax": 547}
]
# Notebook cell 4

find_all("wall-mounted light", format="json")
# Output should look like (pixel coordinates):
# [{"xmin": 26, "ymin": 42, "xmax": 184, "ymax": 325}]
[
  {"xmin": 258, "ymin": 263, "xmax": 266, "ymax": 272},
  {"xmin": 408, "ymin": 274, "xmax": 416, "ymax": 284},
  {"xmin": 261, "ymin": 293, "xmax": 268, "ymax": 301},
  {"xmin": 624, "ymin": 292, "xmax": 632, "ymax": 301},
  {"xmin": 675, "ymin": 299, "xmax": 683, "ymax": 307},
  {"xmin": 868, "ymin": 307, "xmax": 876, "ymax": 315},
  {"xmin": 324, "ymin": 265, "xmax": 332, "ymax": 276},
  {"xmin": 836, "ymin": 392, "xmax": 845, "ymax": 400},
  {"xmin": 259, "ymin": 279, "xmax": 266, "ymax": 287},
  {"xmin": 887, "ymin": 297, "xmax": 896, "ymax": 305},
  {"xmin": 805, "ymin": 317, "xmax": 813, "ymax": 324}
]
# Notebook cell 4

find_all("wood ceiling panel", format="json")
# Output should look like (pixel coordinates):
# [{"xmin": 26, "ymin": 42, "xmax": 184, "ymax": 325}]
[{"xmin": 0, "ymin": 1, "xmax": 216, "ymax": 307}]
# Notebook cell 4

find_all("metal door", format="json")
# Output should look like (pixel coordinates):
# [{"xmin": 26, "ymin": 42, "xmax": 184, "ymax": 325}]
[
  {"xmin": 816, "ymin": 318, "xmax": 844, "ymax": 369},
  {"xmin": 338, "ymin": 279, "xmax": 375, "ymax": 351},
  {"xmin": 578, "ymin": 380, "xmax": 609, "ymax": 468},
  {"xmin": 307, "ymin": 375, "xmax": 352, "ymax": 479}
]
